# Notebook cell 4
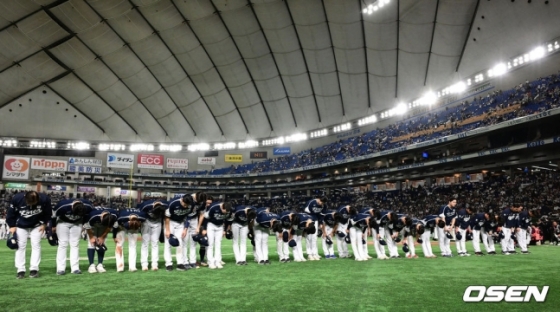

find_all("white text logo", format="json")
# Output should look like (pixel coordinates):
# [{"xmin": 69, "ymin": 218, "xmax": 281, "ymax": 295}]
[{"xmin": 463, "ymin": 286, "xmax": 549, "ymax": 302}]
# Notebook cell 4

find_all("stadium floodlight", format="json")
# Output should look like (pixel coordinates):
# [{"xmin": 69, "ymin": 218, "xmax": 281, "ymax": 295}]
[
  {"xmin": 394, "ymin": 103, "xmax": 407, "ymax": 115},
  {"xmin": 159, "ymin": 144, "xmax": 182, "ymax": 152},
  {"xmin": 529, "ymin": 46, "xmax": 545, "ymax": 60},
  {"xmin": 310, "ymin": 129, "xmax": 328, "ymax": 138},
  {"xmin": 285, "ymin": 133, "xmax": 307, "ymax": 143},
  {"xmin": 68, "ymin": 142, "xmax": 89, "ymax": 150},
  {"xmin": 0, "ymin": 138, "xmax": 18, "ymax": 147},
  {"xmin": 214, "ymin": 142, "xmax": 236, "ymax": 150},
  {"xmin": 239, "ymin": 140, "xmax": 259, "ymax": 148},
  {"xmin": 99, "ymin": 143, "xmax": 126, "ymax": 151},
  {"xmin": 449, "ymin": 81, "xmax": 467, "ymax": 94},
  {"xmin": 492, "ymin": 63, "xmax": 507, "ymax": 76},
  {"xmin": 187, "ymin": 143, "xmax": 210, "ymax": 151},
  {"xmin": 130, "ymin": 144, "xmax": 154, "ymax": 152},
  {"xmin": 363, "ymin": 8, "xmax": 368, "ymax": 13},
  {"xmin": 418, "ymin": 92, "xmax": 437, "ymax": 106},
  {"xmin": 30, "ymin": 140, "xmax": 56, "ymax": 148}
]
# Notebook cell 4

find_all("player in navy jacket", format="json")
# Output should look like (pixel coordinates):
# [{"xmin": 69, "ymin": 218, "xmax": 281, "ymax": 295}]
[
  {"xmin": 402, "ymin": 218, "xmax": 425, "ymax": 258},
  {"xmin": 292, "ymin": 213, "xmax": 316, "ymax": 262},
  {"xmin": 164, "ymin": 194, "xmax": 204, "ymax": 271},
  {"xmin": 455, "ymin": 207, "xmax": 473, "ymax": 256},
  {"xmin": 52, "ymin": 198, "xmax": 93, "ymax": 275},
  {"xmin": 420, "ymin": 215, "xmax": 439, "ymax": 258},
  {"xmin": 137, "ymin": 199, "xmax": 167, "ymax": 271},
  {"xmin": 371, "ymin": 210, "xmax": 398, "ymax": 260},
  {"xmin": 303, "ymin": 197, "xmax": 327, "ymax": 260},
  {"xmin": 385, "ymin": 214, "xmax": 412, "ymax": 258},
  {"xmin": 83, "ymin": 207, "xmax": 118, "ymax": 274},
  {"xmin": 335, "ymin": 205, "xmax": 357, "ymax": 258},
  {"xmin": 358, "ymin": 207, "xmax": 376, "ymax": 260},
  {"xmin": 470, "ymin": 211, "xmax": 492, "ymax": 256},
  {"xmin": 253, "ymin": 211, "xmax": 283, "ymax": 264},
  {"xmin": 227, "ymin": 205, "xmax": 257, "ymax": 265},
  {"xmin": 482, "ymin": 213, "xmax": 500, "ymax": 255},
  {"xmin": 321, "ymin": 210, "xmax": 340, "ymax": 259},
  {"xmin": 6, "ymin": 191, "xmax": 52, "ymax": 279},
  {"xmin": 501, "ymin": 204, "xmax": 521, "ymax": 255},
  {"xmin": 113, "ymin": 208, "xmax": 147, "ymax": 272},
  {"xmin": 204, "ymin": 202, "xmax": 233, "ymax": 269},
  {"xmin": 349, "ymin": 213, "xmax": 374, "ymax": 261},
  {"xmin": 181, "ymin": 192, "xmax": 207, "ymax": 269},
  {"xmin": 437, "ymin": 197, "xmax": 457, "ymax": 257},
  {"xmin": 277, "ymin": 211, "xmax": 300, "ymax": 263},
  {"xmin": 517, "ymin": 207, "xmax": 533, "ymax": 254}
]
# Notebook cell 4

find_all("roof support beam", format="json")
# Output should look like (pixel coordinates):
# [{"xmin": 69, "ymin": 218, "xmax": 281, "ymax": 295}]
[
  {"xmin": 424, "ymin": 0, "xmax": 440, "ymax": 86},
  {"xmin": 324, "ymin": 0, "xmax": 347, "ymax": 114},
  {"xmin": 395, "ymin": 0, "xmax": 400, "ymax": 98},
  {"xmin": 0, "ymin": 0, "xmax": 69, "ymax": 33},
  {"xmin": 456, "ymin": 0, "xmax": 481, "ymax": 72}
]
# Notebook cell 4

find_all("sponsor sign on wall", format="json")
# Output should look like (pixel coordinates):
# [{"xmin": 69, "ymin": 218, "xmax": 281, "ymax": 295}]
[
  {"xmin": 273, "ymin": 147, "xmax": 291, "ymax": 155},
  {"xmin": 69, "ymin": 157, "xmax": 102, "ymax": 166},
  {"xmin": 137, "ymin": 154, "xmax": 164, "ymax": 169},
  {"xmin": 107, "ymin": 153, "xmax": 134, "ymax": 169},
  {"xmin": 31, "ymin": 158, "xmax": 67, "ymax": 171},
  {"xmin": 2, "ymin": 156, "xmax": 30, "ymax": 180},
  {"xmin": 166, "ymin": 158, "xmax": 188, "ymax": 169},
  {"xmin": 47, "ymin": 185, "xmax": 67, "ymax": 191},
  {"xmin": 225, "ymin": 154, "xmax": 243, "ymax": 163},
  {"xmin": 68, "ymin": 165, "xmax": 102, "ymax": 174},
  {"xmin": 198, "ymin": 157, "xmax": 216, "ymax": 165},
  {"xmin": 77, "ymin": 186, "xmax": 96, "ymax": 193}
]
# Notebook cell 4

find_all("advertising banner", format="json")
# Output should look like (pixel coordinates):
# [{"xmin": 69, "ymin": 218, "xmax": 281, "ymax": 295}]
[
  {"xmin": 77, "ymin": 186, "xmax": 96, "ymax": 193},
  {"xmin": 69, "ymin": 157, "xmax": 102, "ymax": 166},
  {"xmin": 68, "ymin": 165, "xmax": 102, "ymax": 174},
  {"xmin": 250, "ymin": 151, "xmax": 268, "ymax": 159},
  {"xmin": 225, "ymin": 154, "xmax": 243, "ymax": 163},
  {"xmin": 273, "ymin": 147, "xmax": 291, "ymax": 155},
  {"xmin": 2, "ymin": 156, "xmax": 30, "ymax": 180},
  {"xmin": 197, "ymin": 157, "xmax": 216, "ymax": 165},
  {"xmin": 107, "ymin": 153, "xmax": 134, "ymax": 169},
  {"xmin": 166, "ymin": 158, "xmax": 188, "ymax": 169},
  {"xmin": 137, "ymin": 154, "xmax": 164, "ymax": 169},
  {"xmin": 31, "ymin": 158, "xmax": 67, "ymax": 171},
  {"xmin": 47, "ymin": 185, "xmax": 67, "ymax": 191}
]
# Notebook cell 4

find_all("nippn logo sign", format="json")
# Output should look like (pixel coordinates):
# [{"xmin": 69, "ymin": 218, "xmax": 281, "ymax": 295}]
[
  {"xmin": 2, "ymin": 156, "xmax": 30, "ymax": 180},
  {"xmin": 31, "ymin": 158, "xmax": 68, "ymax": 171}
]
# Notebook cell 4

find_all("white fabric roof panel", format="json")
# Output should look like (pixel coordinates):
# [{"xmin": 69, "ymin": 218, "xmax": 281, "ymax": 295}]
[{"xmin": 1, "ymin": 0, "xmax": 559, "ymax": 143}]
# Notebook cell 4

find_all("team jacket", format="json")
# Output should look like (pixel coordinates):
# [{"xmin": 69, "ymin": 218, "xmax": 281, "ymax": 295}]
[
  {"xmin": 280, "ymin": 211, "xmax": 296, "ymax": 230},
  {"xmin": 470, "ymin": 213, "xmax": 487, "ymax": 231},
  {"xmin": 322, "ymin": 210, "xmax": 337, "ymax": 227},
  {"xmin": 422, "ymin": 215, "xmax": 439, "ymax": 232},
  {"xmin": 390, "ymin": 214, "xmax": 409, "ymax": 234},
  {"xmin": 255, "ymin": 212, "xmax": 279, "ymax": 228},
  {"xmin": 296, "ymin": 213, "xmax": 314, "ymax": 230},
  {"xmin": 52, "ymin": 198, "xmax": 93, "ymax": 227},
  {"xmin": 337, "ymin": 205, "xmax": 352, "ymax": 226},
  {"xmin": 501, "ymin": 208, "xmax": 518, "ymax": 229},
  {"xmin": 350, "ymin": 213, "xmax": 370, "ymax": 230},
  {"xmin": 204, "ymin": 203, "xmax": 230, "ymax": 226},
  {"xmin": 7, "ymin": 192, "xmax": 52, "ymax": 229},
  {"xmin": 112, "ymin": 208, "xmax": 148, "ymax": 237},
  {"xmin": 518, "ymin": 211, "xmax": 531, "ymax": 230},
  {"xmin": 84, "ymin": 208, "xmax": 119, "ymax": 230},
  {"xmin": 438, "ymin": 205, "xmax": 457, "ymax": 225},
  {"xmin": 404, "ymin": 218, "xmax": 424, "ymax": 237},
  {"xmin": 304, "ymin": 199, "xmax": 326, "ymax": 223},
  {"xmin": 166, "ymin": 198, "xmax": 192, "ymax": 223},
  {"xmin": 137, "ymin": 199, "xmax": 168, "ymax": 222},
  {"xmin": 228, "ymin": 205, "xmax": 256, "ymax": 226},
  {"xmin": 455, "ymin": 209, "xmax": 472, "ymax": 230}
]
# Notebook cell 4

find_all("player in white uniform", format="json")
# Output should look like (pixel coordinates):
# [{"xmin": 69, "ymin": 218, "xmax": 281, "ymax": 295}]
[
  {"xmin": 114, "ymin": 209, "xmax": 147, "ymax": 272},
  {"xmin": 137, "ymin": 200, "xmax": 167, "ymax": 271},
  {"xmin": 0, "ymin": 217, "xmax": 6, "ymax": 240}
]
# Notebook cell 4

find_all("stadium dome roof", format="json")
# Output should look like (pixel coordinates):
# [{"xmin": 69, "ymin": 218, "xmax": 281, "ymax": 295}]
[{"xmin": 1, "ymin": 0, "xmax": 559, "ymax": 143}]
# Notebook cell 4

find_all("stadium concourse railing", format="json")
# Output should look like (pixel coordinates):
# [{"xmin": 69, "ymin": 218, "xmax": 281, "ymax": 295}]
[
  {"xmin": 93, "ymin": 106, "xmax": 559, "ymax": 180},
  {"xmin": 37, "ymin": 135, "xmax": 560, "ymax": 190}
]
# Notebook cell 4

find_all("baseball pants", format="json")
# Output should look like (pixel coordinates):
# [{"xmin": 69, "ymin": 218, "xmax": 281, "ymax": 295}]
[
  {"xmin": 501, "ymin": 227, "xmax": 514, "ymax": 252},
  {"xmin": 472, "ymin": 229, "xmax": 482, "ymax": 252},
  {"xmin": 517, "ymin": 228, "xmax": 528, "ymax": 252},
  {"xmin": 206, "ymin": 222, "xmax": 223, "ymax": 266},
  {"xmin": 455, "ymin": 228, "xmax": 467, "ymax": 254},
  {"xmin": 336, "ymin": 223, "xmax": 349, "ymax": 257},
  {"xmin": 421, "ymin": 231, "xmax": 434, "ymax": 257},
  {"xmin": 405, "ymin": 234, "xmax": 416, "ymax": 257},
  {"xmin": 293, "ymin": 232, "xmax": 305, "ymax": 261},
  {"xmin": 277, "ymin": 230, "xmax": 290, "ymax": 260},
  {"xmin": 56, "ymin": 222, "xmax": 82, "ymax": 272},
  {"xmin": 385, "ymin": 227, "xmax": 399, "ymax": 257},
  {"xmin": 305, "ymin": 221, "xmax": 319, "ymax": 257},
  {"xmin": 232, "ymin": 222, "xmax": 249, "ymax": 263},
  {"xmin": 185, "ymin": 218, "xmax": 200, "ymax": 266},
  {"xmin": 480, "ymin": 228, "xmax": 495, "ymax": 253},
  {"xmin": 141, "ymin": 219, "xmax": 161, "ymax": 269},
  {"xmin": 322, "ymin": 225, "xmax": 335, "ymax": 257},
  {"xmin": 349, "ymin": 226, "xmax": 366, "ymax": 260},
  {"xmin": 15, "ymin": 227, "xmax": 42, "ymax": 273},
  {"xmin": 115, "ymin": 230, "xmax": 138, "ymax": 271},
  {"xmin": 437, "ymin": 227, "xmax": 452, "ymax": 255},
  {"xmin": 164, "ymin": 220, "xmax": 187, "ymax": 267},
  {"xmin": 254, "ymin": 225, "xmax": 270, "ymax": 262},
  {"xmin": 374, "ymin": 227, "xmax": 387, "ymax": 258}
]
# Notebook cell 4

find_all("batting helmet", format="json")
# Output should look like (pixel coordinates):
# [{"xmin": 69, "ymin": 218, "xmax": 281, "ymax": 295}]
[
  {"xmin": 402, "ymin": 243, "xmax": 409, "ymax": 253},
  {"xmin": 445, "ymin": 232, "xmax": 453, "ymax": 239},
  {"xmin": 326, "ymin": 236, "xmax": 333, "ymax": 245},
  {"xmin": 317, "ymin": 229, "xmax": 323, "ymax": 237},
  {"xmin": 95, "ymin": 243, "xmax": 107, "ymax": 251},
  {"xmin": 379, "ymin": 238, "xmax": 387, "ymax": 246},
  {"xmin": 7, "ymin": 233, "xmax": 18, "ymax": 250},
  {"xmin": 282, "ymin": 231, "xmax": 289, "ymax": 243},
  {"xmin": 345, "ymin": 236, "xmax": 351, "ymax": 244},
  {"xmin": 416, "ymin": 238, "xmax": 423, "ymax": 244},
  {"xmin": 225, "ymin": 230, "xmax": 233, "ymax": 240},
  {"xmin": 168, "ymin": 234, "xmax": 180, "ymax": 247},
  {"xmin": 336, "ymin": 231, "xmax": 346, "ymax": 238},
  {"xmin": 288, "ymin": 239, "xmax": 297, "ymax": 248},
  {"xmin": 466, "ymin": 232, "xmax": 473, "ymax": 240},
  {"xmin": 198, "ymin": 235, "xmax": 209, "ymax": 247},
  {"xmin": 394, "ymin": 236, "xmax": 402, "ymax": 243},
  {"xmin": 455, "ymin": 231, "xmax": 462, "ymax": 241}
]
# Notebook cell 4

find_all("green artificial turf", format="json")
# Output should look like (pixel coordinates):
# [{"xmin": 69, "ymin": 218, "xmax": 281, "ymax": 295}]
[{"xmin": 0, "ymin": 238, "xmax": 557, "ymax": 312}]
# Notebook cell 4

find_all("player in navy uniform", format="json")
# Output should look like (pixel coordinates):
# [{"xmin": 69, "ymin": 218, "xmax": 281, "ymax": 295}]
[
  {"xmin": 387, "ymin": 214, "xmax": 412, "ymax": 258},
  {"xmin": 501, "ymin": 204, "xmax": 520, "ymax": 255},
  {"xmin": 402, "ymin": 218, "xmax": 425, "ymax": 258},
  {"xmin": 420, "ymin": 215, "xmax": 439, "ymax": 258},
  {"xmin": 292, "ymin": 213, "xmax": 316, "ymax": 262},
  {"xmin": 482, "ymin": 213, "xmax": 500, "ymax": 255},
  {"xmin": 455, "ymin": 206, "xmax": 473, "ymax": 256},
  {"xmin": 137, "ymin": 199, "xmax": 167, "ymax": 271},
  {"xmin": 164, "ymin": 194, "xmax": 198, "ymax": 271},
  {"xmin": 253, "ymin": 211, "xmax": 283, "ymax": 265},
  {"xmin": 336, "ymin": 205, "xmax": 356, "ymax": 258},
  {"xmin": 470, "ymin": 211, "xmax": 492, "ymax": 256},
  {"xmin": 516, "ymin": 207, "xmax": 533, "ymax": 254},
  {"xmin": 349, "ymin": 212, "xmax": 374, "ymax": 261},
  {"xmin": 114, "ymin": 208, "xmax": 147, "ymax": 272},
  {"xmin": 6, "ymin": 191, "xmax": 52, "ymax": 279},
  {"xmin": 303, "ymin": 197, "xmax": 327, "ymax": 260},
  {"xmin": 278, "ymin": 211, "xmax": 299, "ymax": 262},
  {"xmin": 182, "ymin": 192, "xmax": 207, "ymax": 269},
  {"xmin": 437, "ymin": 197, "xmax": 457, "ymax": 257},
  {"xmin": 371, "ymin": 210, "xmax": 398, "ymax": 260},
  {"xmin": 52, "ymin": 198, "xmax": 93, "ymax": 275},
  {"xmin": 321, "ymin": 210, "xmax": 340, "ymax": 259},
  {"xmin": 84, "ymin": 207, "xmax": 118, "ymax": 273},
  {"xmin": 227, "ymin": 205, "xmax": 257, "ymax": 265},
  {"xmin": 204, "ymin": 202, "xmax": 232, "ymax": 269}
]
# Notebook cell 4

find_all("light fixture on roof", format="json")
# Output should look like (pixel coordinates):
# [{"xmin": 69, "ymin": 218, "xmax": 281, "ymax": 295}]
[
  {"xmin": 0, "ymin": 138, "xmax": 18, "ymax": 147},
  {"xmin": 488, "ymin": 63, "xmax": 507, "ymax": 77},
  {"xmin": 285, "ymin": 133, "xmax": 307, "ymax": 143},
  {"xmin": 99, "ymin": 143, "xmax": 126, "ymax": 151},
  {"xmin": 68, "ymin": 142, "xmax": 89, "ymax": 150},
  {"xmin": 187, "ymin": 143, "xmax": 210, "ymax": 151},
  {"xmin": 394, "ymin": 103, "xmax": 407, "ymax": 115},
  {"xmin": 159, "ymin": 144, "xmax": 182, "ymax": 152},
  {"xmin": 239, "ymin": 140, "xmax": 258, "ymax": 148},
  {"xmin": 529, "ymin": 46, "xmax": 545, "ymax": 60},
  {"xmin": 214, "ymin": 142, "xmax": 236, "ymax": 150},
  {"xmin": 30, "ymin": 140, "xmax": 56, "ymax": 149},
  {"xmin": 130, "ymin": 144, "xmax": 154, "ymax": 152}
]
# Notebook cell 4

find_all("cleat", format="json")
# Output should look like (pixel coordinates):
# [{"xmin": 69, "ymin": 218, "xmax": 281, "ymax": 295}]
[
  {"xmin": 209, "ymin": 264, "xmax": 217, "ymax": 269},
  {"xmin": 71, "ymin": 270, "xmax": 82, "ymax": 274},
  {"xmin": 57, "ymin": 271, "xmax": 66, "ymax": 275},
  {"xmin": 88, "ymin": 264, "xmax": 97, "ymax": 273},
  {"xmin": 17, "ymin": 272, "xmax": 25, "ymax": 279},
  {"xmin": 142, "ymin": 267, "xmax": 149, "ymax": 271},
  {"xmin": 29, "ymin": 270, "xmax": 39, "ymax": 278},
  {"xmin": 176, "ymin": 265, "xmax": 186, "ymax": 271},
  {"xmin": 259, "ymin": 260, "xmax": 265, "ymax": 265},
  {"xmin": 166, "ymin": 266, "xmax": 173, "ymax": 272},
  {"xmin": 96, "ymin": 264, "xmax": 106, "ymax": 273}
]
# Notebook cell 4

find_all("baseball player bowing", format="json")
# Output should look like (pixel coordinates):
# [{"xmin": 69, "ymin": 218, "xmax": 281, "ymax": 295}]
[
  {"xmin": 359, "ymin": 207, "xmax": 376, "ymax": 260},
  {"xmin": 292, "ymin": 213, "xmax": 316, "ymax": 262},
  {"xmin": 227, "ymin": 205, "xmax": 257, "ymax": 265},
  {"xmin": 6, "ymin": 191, "xmax": 52, "ymax": 279},
  {"xmin": 182, "ymin": 192, "xmax": 207, "ymax": 269},
  {"xmin": 137, "ymin": 199, "xmax": 167, "ymax": 271},
  {"xmin": 164, "ymin": 194, "xmax": 198, "ymax": 272},
  {"xmin": 253, "ymin": 211, "xmax": 283, "ymax": 265},
  {"xmin": 321, "ymin": 210, "xmax": 340, "ymax": 259},
  {"xmin": 437, "ymin": 197, "xmax": 458, "ymax": 257},
  {"xmin": 371, "ymin": 210, "xmax": 398, "ymax": 260},
  {"xmin": 349, "ymin": 212, "xmax": 374, "ymax": 261},
  {"xmin": 303, "ymin": 197, "xmax": 327, "ymax": 261},
  {"xmin": 84, "ymin": 207, "xmax": 118, "ymax": 273},
  {"xmin": 336, "ymin": 205, "xmax": 357, "ymax": 258},
  {"xmin": 402, "ymin": 218, "xmax": 426, "ymax": 259},
  {"xmin": 204, "ymin": 201, "xmax": 233, "ymax": 269},
  {"xmin": 278, "ymin": 211, "xmax": 300, "ymax": 263},
  {"xmin": 114, "ymin": 208, "xmax": 147, "ymax": 272},
  {"xmin": 455, "ymin": 206, "xmax": 473, "ymax": 256},
  {"xmin": 52, "ymin": 198, "xmax": 93, "ymax": 275}
]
